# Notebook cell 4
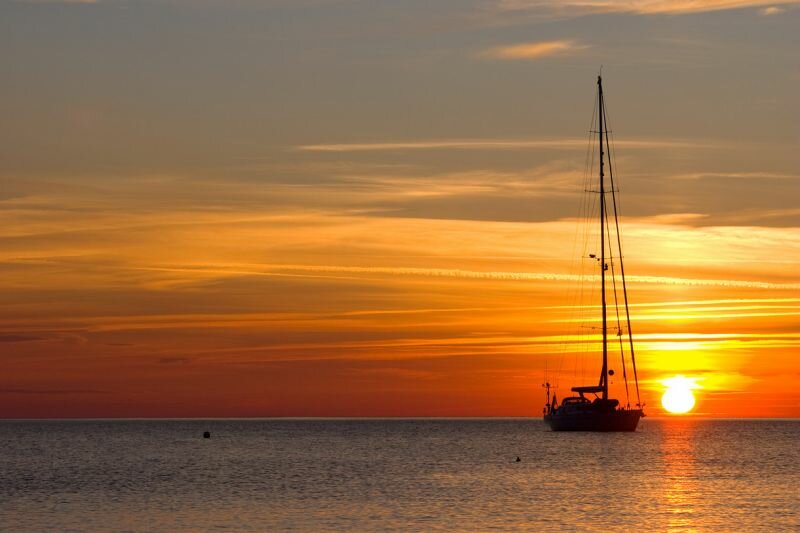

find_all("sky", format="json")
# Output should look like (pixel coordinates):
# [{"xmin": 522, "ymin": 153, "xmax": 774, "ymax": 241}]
[{"xmin": 1, "ymin": 0, "xmax": 798, "ymax": 418}]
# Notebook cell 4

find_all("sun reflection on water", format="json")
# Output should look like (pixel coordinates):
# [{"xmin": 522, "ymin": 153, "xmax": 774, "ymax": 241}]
[{"xmin": 660, "ymin": 420, "xmax": 700, "ymax": 531}]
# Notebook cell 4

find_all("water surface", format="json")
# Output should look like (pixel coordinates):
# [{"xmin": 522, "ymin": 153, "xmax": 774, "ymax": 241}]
[{"xmin": 2, "ymin": 419, "xmax": 798, "ymax": 531}]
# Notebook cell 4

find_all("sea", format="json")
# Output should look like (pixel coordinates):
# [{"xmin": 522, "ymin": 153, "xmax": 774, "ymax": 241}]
[{"xmin": 2, "ymin": 418, "xmax": 798, "ymax": 532}]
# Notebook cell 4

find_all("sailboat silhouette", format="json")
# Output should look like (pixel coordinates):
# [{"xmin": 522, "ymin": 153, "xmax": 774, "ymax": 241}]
[{"xmin": 543, "ymin": 76, "xmax": 645, "ymax": 432}]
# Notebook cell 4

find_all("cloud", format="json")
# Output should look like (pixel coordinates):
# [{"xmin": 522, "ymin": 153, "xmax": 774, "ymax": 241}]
[
  {"xmin": 296, "ymin": 137, "xmax": 729, "ymax": 152},
  {"xmin": 0, "ymin": 334, "xmax": 44, "ymax": 343},
  {"xmin": 668, "ymin": 171, "xmax": 800, "ymax": 180},
  {"xmin": 159, "ymin": 357, "xmax": 191, "ymax": 364},
  {"xmin": 17, "ymin": 0, "xmax": 100, "ymax": 4},
  {"xmin": 297, "ymin": 138, "xmax": 584, "ymax": 152},
  {"xmin": 0, "ymin": 388, "xmax": 107, "ymax": 395},
  {"xmin": 137, "ymin": 263, "xmax": 800, "ymax": 291},
  {"xmin": 481, "ymin": 39, "xmax": 587, "ymax": 60},
  {"xmin": 332, "ymin": 164, "xmax": 580, "ymax": 199},
  {"xmin": 760, "ymin": 5, "xmax": 786, "ymax": 14},
  {"xmin": 496, "ymin": 0, "xmax": 800, "ymax": 16},
  {"xmin": 548, "ymin": 297, "xmax": 800, "ymax": 310}
]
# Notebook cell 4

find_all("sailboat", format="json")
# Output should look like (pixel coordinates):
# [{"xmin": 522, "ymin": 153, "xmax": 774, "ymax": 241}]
[{"xmin": 543, "ymin": 76, "xmax": 645, "ymax": 432}]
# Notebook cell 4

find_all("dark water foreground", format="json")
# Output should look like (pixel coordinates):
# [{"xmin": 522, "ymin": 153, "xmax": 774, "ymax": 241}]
[{"xmin": 2, "ymin": 418, "xmax": 798, "ymax": 531}]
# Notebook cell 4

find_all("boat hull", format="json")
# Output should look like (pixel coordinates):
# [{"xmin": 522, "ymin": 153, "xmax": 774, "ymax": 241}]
[{"xmin": 544, "ymin": 409, "xmax": 643, "ymax": 432}]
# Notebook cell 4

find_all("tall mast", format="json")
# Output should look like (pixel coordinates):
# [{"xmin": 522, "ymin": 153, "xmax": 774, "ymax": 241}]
[{"xmin": 598, "ymin": 75, "xmax": 608, "ymax": 400}]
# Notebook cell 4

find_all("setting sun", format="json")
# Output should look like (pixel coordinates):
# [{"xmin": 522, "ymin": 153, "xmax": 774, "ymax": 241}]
[{"xmin": 661, "ymin": 376, "xmax": 698, "ymax": 414}]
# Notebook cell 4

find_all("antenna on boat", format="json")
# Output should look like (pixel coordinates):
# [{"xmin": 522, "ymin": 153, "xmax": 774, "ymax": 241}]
[{"xmin": 543, "ymin": 382, "xmax": 551, "ymax": 414}]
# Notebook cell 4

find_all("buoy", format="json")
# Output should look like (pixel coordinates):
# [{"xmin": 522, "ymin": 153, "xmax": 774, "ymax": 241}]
[
  {"xmin": 203, "ymin": 431, "xmax": 211, "ymax": 438},
  {"xmin": 516, "ymin": 456, "xmax": 521, "ymax": 462}
]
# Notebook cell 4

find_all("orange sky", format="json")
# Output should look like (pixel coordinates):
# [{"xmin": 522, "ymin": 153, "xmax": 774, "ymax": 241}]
[
  {"xmin": 1, "ymin": 0, "xmax": 798, "ymax": 418},
  {"xmin": 2, "ymin": 209, "xmax": 798, "ymax": 417}
]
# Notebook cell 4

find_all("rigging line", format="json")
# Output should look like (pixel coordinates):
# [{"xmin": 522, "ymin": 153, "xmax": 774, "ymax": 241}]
[
  {"xmin": 562, "ymin": 90, "xmax": 599, "ymax": 386},
  {"xmin": 604, "ymin": 198, "xmax": 631, "ymax": 407},
  {"xmin": 604, "ymin": 104, "xmax": 642, "ymax": 408},
  {"xmin": 580, "ymin": 100, "xmax": 598, "ymax": 264},
  {"xmin": 582, "ymin": 91, "xmax": 599, "ymax": 258},
  {"xmin": 550, "ymin": 91, "xmax": 598, "ymax": 390},
  {"xmin": 566, "ymin": 96, "xmax": 599, "ymax": 386},
  {"xmin": 579, "ymin": 89, "xmax": 599, "ymax": 385},
  {"xmin": 578, "ymin": 138, "xmax": 600, "ymax": 385},
  {"xmin": 600, "ymin": 94, "xmax": 631, "ymax": 407}
]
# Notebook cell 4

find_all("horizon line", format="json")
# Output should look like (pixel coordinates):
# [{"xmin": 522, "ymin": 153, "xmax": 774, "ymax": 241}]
[{"xmin": 3, "ymin": 416, "xmax": 799, "ymax": 421}]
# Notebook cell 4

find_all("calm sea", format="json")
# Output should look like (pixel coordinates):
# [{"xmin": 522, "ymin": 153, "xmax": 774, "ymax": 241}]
[{"xmin": 2, "ymin": 419, "xmax": 798, "ymax": 531}]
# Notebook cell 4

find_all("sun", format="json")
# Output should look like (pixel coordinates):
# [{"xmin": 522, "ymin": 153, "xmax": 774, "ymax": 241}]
[{"xmin": 661, "ymin": 376, "xmax": 697, "ymax": 414}]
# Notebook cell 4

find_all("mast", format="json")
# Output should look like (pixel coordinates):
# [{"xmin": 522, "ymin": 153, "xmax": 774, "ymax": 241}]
[{"xmin": 598, "ymin": 75, "xmax": 608, "ymax": 400}]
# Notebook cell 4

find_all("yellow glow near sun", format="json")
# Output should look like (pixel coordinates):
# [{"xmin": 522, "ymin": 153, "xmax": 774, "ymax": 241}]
[{"xmin": 661, "ymin": 376, "xmax": 698, "ymax": 414}]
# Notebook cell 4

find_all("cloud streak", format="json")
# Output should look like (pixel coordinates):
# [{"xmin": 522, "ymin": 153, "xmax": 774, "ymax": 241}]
[
  {"xmin": 496, "ymin": 0, "xmax": 800, "ymax": 16},
  {"xmin": 296, "ymin": 137, "xmax": 729, "ymax": 152},
  {"xmin": 137, "ymin": 263, "xmax": 800, "ymax": 291},
  {"xmin": 17, "ymin": 0, "xmax": 99, "ymax": 4},
  {"xmin": 668, "ymin": 171, "xmax": 800, "ymax": 181},
  {"xmin": 481, "ymin": 39, "xmax": 588, "ymax": 60}
]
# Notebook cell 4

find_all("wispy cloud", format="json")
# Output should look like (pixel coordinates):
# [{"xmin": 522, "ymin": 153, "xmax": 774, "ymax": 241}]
[
  {"xmin": 17, "ymin": 0, "xmax": 100, "ymax": 4},
  {"xmin": 496, "ymin": 0, "xmax": 800, "ymax": 16},
  {"xmin": 0, "ymin": 388, "xmax": 107, "ymax": 395},
  {"xmin": 760, "ymin": 5, "xmax": 785, "ymax": 14},
  {"xmin": 668, "ymin": 171, "xmax": 800, "ymax": 180},
  {"xmin": 334, "ymin": 164, "xmax": 580, "ymax": 199},
  {"xmin": 296, "ymin": 137, "xmax": 729, "ymax": 152},
  {"xmin": 481, "ymin": 39, "xmax": 587, "ymax": 60},
  {"xmin": 547, "ymin": 297, "xmax": 800, "ymax": 309},
  {"xmin": 297, "ymin": 138, "xmax": 584, "ymax": 152},
  {"xmin": 135, "ymin": 263, "xmax": 800, "ymax": 291}
]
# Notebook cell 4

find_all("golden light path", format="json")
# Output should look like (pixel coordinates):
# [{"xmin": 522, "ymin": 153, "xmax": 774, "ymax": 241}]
[{"xmin": 661, "ymin": 376, "xmax": 698, "ymax": 414}]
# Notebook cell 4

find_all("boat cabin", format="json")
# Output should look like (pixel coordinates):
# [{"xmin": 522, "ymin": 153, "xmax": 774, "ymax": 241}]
[{"xmin": 554, "ymin": 393, "xmax": 621, "ymax": 415}]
